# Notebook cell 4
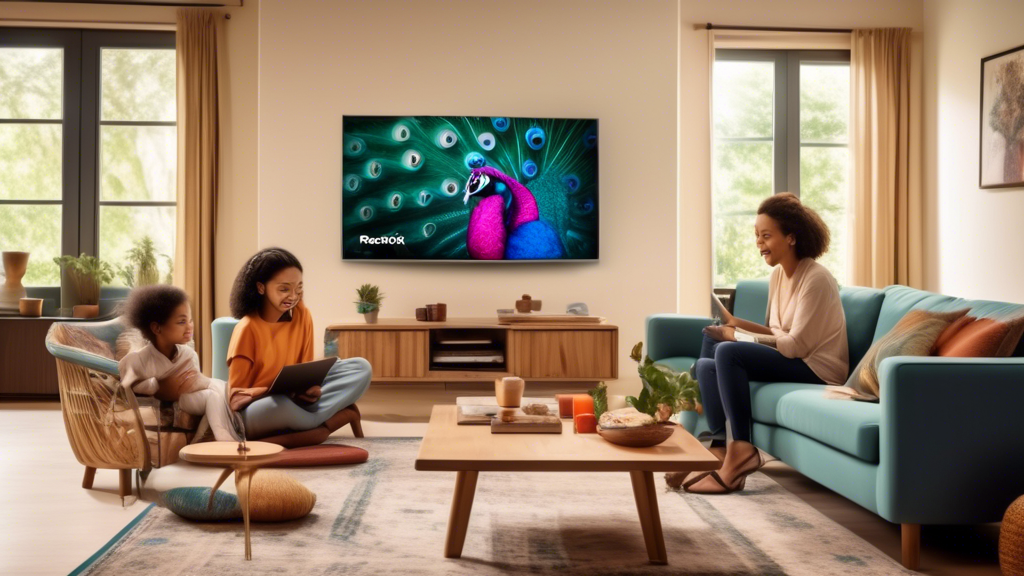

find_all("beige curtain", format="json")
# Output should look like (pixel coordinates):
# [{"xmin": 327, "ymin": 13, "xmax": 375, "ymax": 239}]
[
  {"xmin": 176, "ymin": 8, "xmax": 219, "ymax": 372},
  {"xmin": 850, "ymin": 28, "xmax": 922, "ymax": 288}
]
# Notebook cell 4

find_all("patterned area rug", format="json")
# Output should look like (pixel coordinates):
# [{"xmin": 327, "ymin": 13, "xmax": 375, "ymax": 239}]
[{"xmin": 76, "ymin": 438, "xmax": 912, "ymax": 575}]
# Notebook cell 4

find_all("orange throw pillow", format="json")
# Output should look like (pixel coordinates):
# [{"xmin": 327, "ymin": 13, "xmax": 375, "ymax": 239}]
[{"xmin": 936, "ymin": 316, "xmax": 1024, "ymax": 357}]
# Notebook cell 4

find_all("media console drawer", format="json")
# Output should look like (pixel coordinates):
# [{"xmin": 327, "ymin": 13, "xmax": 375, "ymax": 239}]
[
  {"xmin": 512, "ymin": 329, "xmax": 618, "ymax": 379},
  {"xmin": 333, "ymin": 330, "xmax": 428, "ymax": 378}
]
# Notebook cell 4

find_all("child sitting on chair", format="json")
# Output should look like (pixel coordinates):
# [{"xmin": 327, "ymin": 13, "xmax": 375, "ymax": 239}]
[{"xmin": 119, "ymin": 285, "xmax": 240, "ymax": 442}]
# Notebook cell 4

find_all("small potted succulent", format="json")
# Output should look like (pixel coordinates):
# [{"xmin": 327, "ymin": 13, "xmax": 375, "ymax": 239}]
[
  {"xmin": 54, "ymin": 253, "xmax": 114, "ymax": 318},
  {"xmin": 354, "ymin": 283, "xmax": 384, "ymax": 324}
]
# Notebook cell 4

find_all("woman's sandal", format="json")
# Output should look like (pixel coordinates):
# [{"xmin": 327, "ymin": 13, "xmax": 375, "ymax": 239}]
[{"xmin": 682, "ymin": 447, "xmax": 764, "ymax": 494}]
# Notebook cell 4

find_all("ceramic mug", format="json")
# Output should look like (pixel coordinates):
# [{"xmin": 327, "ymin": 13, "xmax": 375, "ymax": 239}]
[{"xmin": 495, "ymin": 376, "xmax": 525, "ymax": 408}]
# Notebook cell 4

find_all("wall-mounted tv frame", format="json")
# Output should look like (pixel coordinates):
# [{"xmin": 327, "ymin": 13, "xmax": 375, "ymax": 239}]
[{"xmin": 341, "ymin": 115, "xmax": 599, "ymax": 262}]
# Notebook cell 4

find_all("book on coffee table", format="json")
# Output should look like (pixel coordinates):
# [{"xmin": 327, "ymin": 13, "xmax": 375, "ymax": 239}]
[{"xmin": 455, "ymin": 396, "xmax": 559, "ymax": 426}]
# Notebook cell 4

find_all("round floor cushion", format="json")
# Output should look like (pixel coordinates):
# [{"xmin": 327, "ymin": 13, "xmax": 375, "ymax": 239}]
[
  {"xmin": 265, "ymin": 444, "xmax": 369, "ymax": 468},
  {"xmin": 1002, "ymin": 495, "xmax": 1024, "ymax": 575},
  {"xmin": 236, "ymin": 469, "xmax": 316, "ymax": 522},
  {"xmin": 163, "ymin": 487, "xmax": 241, "ymax": 522}
]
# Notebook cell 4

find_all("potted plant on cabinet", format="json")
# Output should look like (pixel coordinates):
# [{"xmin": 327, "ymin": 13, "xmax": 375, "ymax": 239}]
[
  {"xmin": 354, "ymin": 283, "xmax": 384, "ymax": 324},
  {"xmin": 54, "ymin": 253, "xmax": 114, "ymax": 318},
  {"xmin": 117, "ymin": 236, "xmax": 162, "ymax": 288}
]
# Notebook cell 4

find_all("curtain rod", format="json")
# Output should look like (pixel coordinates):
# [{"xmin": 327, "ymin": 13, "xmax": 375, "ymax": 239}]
[{"xmin": 704, "ymin": 24, "xmax": 852, "ymax": 34}]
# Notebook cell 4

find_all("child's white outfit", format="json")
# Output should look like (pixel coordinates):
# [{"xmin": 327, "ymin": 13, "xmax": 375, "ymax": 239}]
[{"xmin": 118, "ymin": 343, "xmax": 241, "ymax": 442}]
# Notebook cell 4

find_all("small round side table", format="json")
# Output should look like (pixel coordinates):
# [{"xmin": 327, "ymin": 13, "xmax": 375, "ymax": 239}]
[{"xmin": 179, "ymin": 441, "xmax": 283, "ymax": 560}]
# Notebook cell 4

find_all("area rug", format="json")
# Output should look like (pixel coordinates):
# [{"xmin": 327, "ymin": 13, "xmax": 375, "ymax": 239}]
[{"xmin": 74, "ymin": 437, "xmax": 912, "ymax": 575}]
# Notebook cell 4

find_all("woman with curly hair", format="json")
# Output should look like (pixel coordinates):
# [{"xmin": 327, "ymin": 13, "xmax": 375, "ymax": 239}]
[
  {"xmin": 670, "ymin": 193, "xmax": 848, "ymax": 494},
  {"xmin": 226, "ymin": 247, "xmax": 371, "ymax": 447}
]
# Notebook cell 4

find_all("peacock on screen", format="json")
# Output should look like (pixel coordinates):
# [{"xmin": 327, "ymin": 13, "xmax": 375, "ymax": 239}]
[{"xmin": 341, "ymin": 116, "xmax": 598, "ymax": 261}]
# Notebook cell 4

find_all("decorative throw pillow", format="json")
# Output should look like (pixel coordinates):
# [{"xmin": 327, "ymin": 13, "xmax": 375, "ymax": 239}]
[
  {"xmin": 935, "ymin": 315, "xmax": 1024, "ymax": 357},
  {"xmin": 265, "ymin": 444, "xmax": 369, "ymax": 468},
  {"xmin": 834, "ymin": 309, "xmax": 968, "ymax": 401},
  {"xmin": 236, "ymin": 469, "xmax": 317, "ymax": 522},
  {"xmin": 162, "ymin": 487, "xmax": 241, "ymax": 522}
]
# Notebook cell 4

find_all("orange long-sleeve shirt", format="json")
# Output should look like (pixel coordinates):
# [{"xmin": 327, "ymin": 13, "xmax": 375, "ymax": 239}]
[{"xmin": 227, "ymin": 300, "xmax": 315, "ymax": 396}]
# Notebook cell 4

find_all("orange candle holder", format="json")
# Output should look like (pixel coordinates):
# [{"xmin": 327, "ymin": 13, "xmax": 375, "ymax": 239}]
[
  {"xmin": 555, "ymin": 394, "xmax": 576, "ymax": 419},
  {"xmin": 574, "ymin": 413, "xmax": 597, "ymax": 434},
  {"xmin": 572, "ymin": 395, "xmax": 594, "ymax": 419}
]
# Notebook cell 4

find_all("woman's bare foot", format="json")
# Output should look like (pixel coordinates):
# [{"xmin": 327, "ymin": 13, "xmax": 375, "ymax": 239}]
[{"xmin": 665, "ymin": 445, "xmax": 726, "ymax": 488}]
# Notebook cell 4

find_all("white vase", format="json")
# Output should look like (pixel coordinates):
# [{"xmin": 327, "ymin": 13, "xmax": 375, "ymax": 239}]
[{"xmin": 0, "ymin": 251, "xmax": 29, "ymax": 313}]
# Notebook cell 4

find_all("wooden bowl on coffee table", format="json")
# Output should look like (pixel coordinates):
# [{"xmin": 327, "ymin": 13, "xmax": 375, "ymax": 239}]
[{"xmin": 597, "ymin": 422, "xmax": 676, "ymax": 448}]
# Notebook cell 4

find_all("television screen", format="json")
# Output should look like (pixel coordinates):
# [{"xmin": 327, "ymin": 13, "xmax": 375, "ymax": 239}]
[{"xmin": 342, "ymin": 116, "xmax": 598, "ymax": 261}]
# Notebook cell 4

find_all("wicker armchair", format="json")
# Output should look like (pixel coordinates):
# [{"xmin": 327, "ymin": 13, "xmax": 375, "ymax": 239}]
[{"xmin": 45, "ymin": 318, "xmax": 199, "ymax": 497}]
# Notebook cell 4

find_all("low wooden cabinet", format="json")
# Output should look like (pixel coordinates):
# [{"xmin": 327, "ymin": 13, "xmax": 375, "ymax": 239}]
[{"xmin": 325, "ymin": 318, "xmax": 618, "ymax": 383}]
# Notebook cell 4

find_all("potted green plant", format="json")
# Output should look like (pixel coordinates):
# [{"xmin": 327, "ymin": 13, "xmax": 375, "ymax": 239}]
[
  {"xmin": 354, "ymin": 283, "xmax": 384, "ymax": 324},
  {"xmin": 117, "ymin": 236, "xmax": 161, "ymax": 288},
  {"xmin": 54, "ymin": 253, "xmax": 114, "ymax": 318},
  {"xmin": 626, "ymin": 341, "xmax": 702, "ymax": 428}
]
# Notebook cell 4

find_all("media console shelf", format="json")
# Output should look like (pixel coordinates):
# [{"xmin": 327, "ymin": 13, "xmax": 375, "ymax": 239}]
[{"xmin": 324, "ymin": 318, "xmax": 618, "ymax": 383}]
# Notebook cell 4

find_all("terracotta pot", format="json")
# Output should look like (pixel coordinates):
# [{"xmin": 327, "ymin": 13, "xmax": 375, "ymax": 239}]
[
  {"xmin": 19, "ymin": 298, "xmax": 43, "ymax": 317},
  {"xmin": 0, "ymin": 251, "xmax": 29, "ymax": 312},
  {"xmin": 73, "ymin": 304, "xmax": 99, "ymax": 319},
  {"xmin": 363, "ymin": 309, "xmax": 379, "ymax": 324}
]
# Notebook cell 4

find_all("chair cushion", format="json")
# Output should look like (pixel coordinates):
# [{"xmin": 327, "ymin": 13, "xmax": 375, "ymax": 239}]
[
  {"xmin": 265, "ymin": 444, "xmax": 369, "ymax": 468},
  {"xmin": 751, "ymin": 382, "xmax": 881, "ymax": 463}
]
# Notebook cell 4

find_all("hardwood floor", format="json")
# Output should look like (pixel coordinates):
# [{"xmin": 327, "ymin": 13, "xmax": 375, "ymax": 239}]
[{"xmin": 0, "ymin": 401, "xmax": 1002, "ymax": 575}]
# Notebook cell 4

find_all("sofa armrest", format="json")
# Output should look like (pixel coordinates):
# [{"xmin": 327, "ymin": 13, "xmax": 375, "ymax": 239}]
[
  {"xmin": 644, "ymin": 314, "xmax": 713, "ymax": 361},
  {"xmin": 876, "ymin": 356, "xmax": 1024, "ymax": 524}
]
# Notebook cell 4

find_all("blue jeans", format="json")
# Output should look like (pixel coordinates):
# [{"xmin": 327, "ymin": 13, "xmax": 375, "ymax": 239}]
[
  {"xmin": 695, "ymin": 333, "xmax": 822, "ymax": 443},
  {"xmin": 240, "ymin": 357, "xmax": 372, "ymax": 440}
]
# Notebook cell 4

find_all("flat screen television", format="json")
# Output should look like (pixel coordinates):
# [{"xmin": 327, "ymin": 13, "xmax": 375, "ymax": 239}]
[{"xmin": 342, "ymin": 116, "xmax": 598, "ymax": 261}]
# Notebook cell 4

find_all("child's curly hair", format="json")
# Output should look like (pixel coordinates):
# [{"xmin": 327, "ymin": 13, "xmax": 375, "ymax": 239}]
[
  {"xmin": 122, "ymin": 285, "xmax": 190, "ymax": 342},
  {"xmin": 229, "ymin": 247, "xmax": 304, "ymax": 319},
  {"xmin": 757, "ymin": 192, "xmax": 831, "ymax": 260}
]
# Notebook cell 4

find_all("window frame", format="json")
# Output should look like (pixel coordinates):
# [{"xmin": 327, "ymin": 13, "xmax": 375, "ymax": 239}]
[
  {"xmin": 712, "ymin": 48, "xmax": 850, "ymax": 289},
  {"xmin": 0, "ymin": 28, "xmax": 175, "ymax": 289}
]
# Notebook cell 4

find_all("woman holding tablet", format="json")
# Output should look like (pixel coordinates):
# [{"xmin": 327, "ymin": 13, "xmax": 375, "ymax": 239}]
[{"xmin": 227, "ymin": 248, "xmax": 372, "ymax": 447}]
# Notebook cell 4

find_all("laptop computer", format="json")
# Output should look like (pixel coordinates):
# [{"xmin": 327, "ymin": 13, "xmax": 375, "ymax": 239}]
[{"xmin": 268, "ymin": 357, "xmax": 337, "ymax": 395}]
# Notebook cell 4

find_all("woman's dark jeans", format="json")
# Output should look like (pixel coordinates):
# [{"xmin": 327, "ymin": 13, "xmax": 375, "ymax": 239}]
[{"xmin": 695, "ymin": 333, "xmax": 823, "ymax": 443}]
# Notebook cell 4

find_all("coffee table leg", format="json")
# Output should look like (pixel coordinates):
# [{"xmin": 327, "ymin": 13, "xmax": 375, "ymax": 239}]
[
  {"xmin": 629, "ymin": 470, "xmax": 668, "ymax": 564},
  {"xmin": 444, "ymin": 470, "xmax": 479, "ymax": 558}
]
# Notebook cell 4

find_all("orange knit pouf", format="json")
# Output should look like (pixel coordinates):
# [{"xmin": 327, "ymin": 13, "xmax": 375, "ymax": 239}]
[{"xmin": 1001, "ymin": 495, "xmax": 1024, "ymax": 576}]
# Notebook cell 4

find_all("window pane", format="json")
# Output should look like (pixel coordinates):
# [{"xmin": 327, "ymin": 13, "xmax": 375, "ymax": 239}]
[
  {"xmin": 100, "ymin": 125, "xmax": 176, "ymax": 202},
  {"xmin": 0, "ymin": 48, "xmax": 62, "ymax": 120},
  {"xmin": 714, "ymin": 60, "xmax": 774, "ymax": 139},
  {"xmin": 0, "ymin": 205, "xmax": 61, "ymax": 286},
  {"xmin": 800, "ymin": 64, "xmax": 850, "ymax": 143},
  {"xmin": 713, "ymin": 141, "xmax": 773, "ymax": 287},
  {"xmin": 99, "ymin": 205, "xmax": 176, "ymax": 287},
  {"xmin": 101, "ymin": 48, "xmax": 176, "ymax": 122},
  {"xmin": 800, "ymin": 146, "xmax": 848, "ymax": 286},
  {"xmin": 0, "ymin": 124, "xmax": 62, "ymax": 200}
]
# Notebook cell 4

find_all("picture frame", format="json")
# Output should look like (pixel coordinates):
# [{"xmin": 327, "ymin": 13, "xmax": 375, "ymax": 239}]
[{"xmin": 980, "ymin": 43, "xmax": 1024, "ymax": 189}]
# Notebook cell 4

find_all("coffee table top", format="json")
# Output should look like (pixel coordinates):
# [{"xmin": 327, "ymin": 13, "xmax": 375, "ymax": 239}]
[
  {"xmin": 179, "ymin": 441, "xmax": 284, "ymax": 466},
  {"xmin": 415, "ymin": 405, "xmax": 721, "ymax": 473}
]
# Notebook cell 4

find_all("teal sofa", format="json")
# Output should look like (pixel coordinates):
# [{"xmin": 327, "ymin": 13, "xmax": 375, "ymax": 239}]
[{"xmin": 647, "ymin": 280, "xmax": 1024, "ymax": 569}]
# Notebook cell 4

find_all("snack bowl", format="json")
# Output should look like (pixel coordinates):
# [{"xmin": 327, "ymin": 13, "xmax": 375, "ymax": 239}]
[{"xmin": 597, "ymin": 422, "xmax": 676, "ymax": 448}]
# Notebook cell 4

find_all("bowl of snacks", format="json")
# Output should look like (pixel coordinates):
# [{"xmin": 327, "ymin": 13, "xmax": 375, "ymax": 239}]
[{"xmin": 596, "ymin": 408, "xmax": 676, "ymax": 448}]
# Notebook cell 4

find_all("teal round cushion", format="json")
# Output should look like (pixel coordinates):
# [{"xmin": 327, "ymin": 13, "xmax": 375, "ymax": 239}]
[{"xmin": 163, "ymin": 487, "xmax": 241, "ymax": 522}]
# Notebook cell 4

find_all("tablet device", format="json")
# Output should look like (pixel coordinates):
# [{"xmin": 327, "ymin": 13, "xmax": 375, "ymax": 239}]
[{"xmin": 268, "ymin": 357, "xmax": 337, "ymax": 395}]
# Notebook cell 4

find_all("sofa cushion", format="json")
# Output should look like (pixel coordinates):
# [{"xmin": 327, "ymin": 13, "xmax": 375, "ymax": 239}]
[
  {"xmin": 653, "ymin": 356, "xmax": 697, "ymax": 376},
  {"xmin": 733, "ymin": 279, "xmax": 770, "ymax": 324},
  {"xmin": 839, "ymin": 286, "xmax": 885, "ymax": 371},
  {"xmin": 873, "ymin": 285, "xmax": 958, "ymax": 342},
  {"xmin": 750, "ymin": 382, "xmax": 881, "ymax": 463}
]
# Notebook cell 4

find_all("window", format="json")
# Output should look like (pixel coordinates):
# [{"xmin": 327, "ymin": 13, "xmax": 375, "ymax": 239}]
[
  {"xmin": 0, "ymin": 29, "xmax": 175, "ymax": 288},
  {"xmin": 712, "ymin": 50, "xmax": 850, "ymax": 287}
]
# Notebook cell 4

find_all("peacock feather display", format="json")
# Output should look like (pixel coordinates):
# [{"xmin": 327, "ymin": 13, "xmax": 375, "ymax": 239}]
[{"xmin": 342, "ymin": 116, "xmax": 598, "ymax": 260}]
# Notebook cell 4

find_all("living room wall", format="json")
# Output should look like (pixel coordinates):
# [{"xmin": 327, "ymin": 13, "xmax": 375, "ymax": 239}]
[
  {"xmin": 923, "ymin": 0, "xmax": 1024, "ymax": 303},
  {"xmin": 257, "ymin": 0, "xmax": 681, "ymax": 403}
]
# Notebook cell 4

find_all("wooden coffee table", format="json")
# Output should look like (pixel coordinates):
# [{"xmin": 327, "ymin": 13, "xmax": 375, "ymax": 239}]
[{"xmin": 414, "ymin": 405, "xmax": 721, "ymax": 564}]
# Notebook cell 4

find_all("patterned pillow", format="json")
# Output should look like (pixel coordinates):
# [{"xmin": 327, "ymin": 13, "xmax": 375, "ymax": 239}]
[{"xmin": 841, "ymin": 309, "xmax": 968, "ymax": 400}]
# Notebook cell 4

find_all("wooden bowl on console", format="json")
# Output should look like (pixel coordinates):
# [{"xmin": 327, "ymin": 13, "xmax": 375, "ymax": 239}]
[{"xmin": 597, "ymin": 422, "xmax": 676, "ymax": 448}]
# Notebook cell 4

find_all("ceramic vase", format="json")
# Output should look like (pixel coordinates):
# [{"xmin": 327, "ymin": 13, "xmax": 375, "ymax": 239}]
[
  {"xmin": 363, "ymin": 309, "xmax": 379, "ymax": 324},
  {"xmin": 0, "ymin": 251, "xmax": 29, "ymax": 313}
]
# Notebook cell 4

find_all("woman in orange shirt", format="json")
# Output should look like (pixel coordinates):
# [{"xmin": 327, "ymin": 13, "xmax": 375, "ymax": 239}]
[{"xmin": 226, "ymin": 248, "xmax": 371, "ymax": 446}]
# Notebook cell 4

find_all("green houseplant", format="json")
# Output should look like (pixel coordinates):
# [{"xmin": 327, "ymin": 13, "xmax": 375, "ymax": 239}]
[
  {"xmin": 626, "ymin": 341, "xmax": 702, "ymax": 423},
  {"xmin": 117, "ymin": 236, "xmax": 161, "ymax": 288},
  {"xmin": 54, "ymin": 253, "xmax": 114, "ymax": 317},
  {"xmin": 354, "ymin": 283, "xmax": 384, "ymax": 324}
]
